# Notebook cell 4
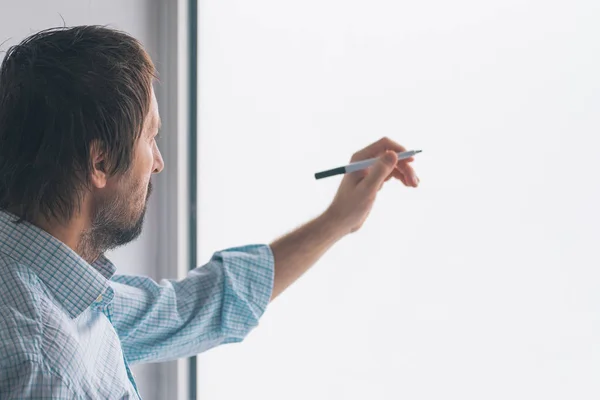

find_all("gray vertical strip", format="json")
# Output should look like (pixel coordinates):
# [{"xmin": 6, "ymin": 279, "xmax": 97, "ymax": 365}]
[{"xmin": 188, "ymin": 0, "xmax": 198, "ymax": 398}]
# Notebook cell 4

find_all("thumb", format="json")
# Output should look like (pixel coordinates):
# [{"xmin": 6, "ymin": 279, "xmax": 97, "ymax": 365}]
[{"xmin": 361, "ymin": 151, "xmax": 397, "ymax": 191}]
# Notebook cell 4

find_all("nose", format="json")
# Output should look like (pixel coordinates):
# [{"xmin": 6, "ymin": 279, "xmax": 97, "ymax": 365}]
[{"xmin": 153, "ymin": 144, "xmax": 164, "ymax": 174}]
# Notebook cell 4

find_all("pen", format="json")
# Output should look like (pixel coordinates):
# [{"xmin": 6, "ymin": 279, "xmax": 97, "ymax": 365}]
[{"xmin": 314, "ymin": 150, "xmax": 422, "ymax": 180}]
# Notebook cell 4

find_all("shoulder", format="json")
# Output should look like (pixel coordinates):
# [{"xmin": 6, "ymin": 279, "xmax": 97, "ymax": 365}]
[
  {"xmin": 0, "ymin": 255, "xmax": 46, "ymax": 365},
  {"xmin": 0, "ymin": 256, "xmax": 84, "ymax": 391},
  {"xmin": 0, "ymin": 359, "xmax": 78, "ymax": 399}
]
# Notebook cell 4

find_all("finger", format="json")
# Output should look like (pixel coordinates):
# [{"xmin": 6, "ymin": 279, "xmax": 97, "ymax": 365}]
[
  {"xmin": 359, "ymin": 164, "xmax": 405, "ymax": 186},
  {"xmin": 391, "ymin": 167, "xmax": 411, "ymax": 186},
  {"xmin": 379, "ymin": 172, "xmax": 395, "ymax": 190},
  {"xmin": 350, "ymin": 137, "xmax": 407, "ymax": 163},
  {"xmin": 398, "ymin": 161, "xmax": 418, "ymax": 186},
  {"xmin": 379, "ymin": 167, "xmax": 410, "ymax": 190},
  {"xmin": 361, "ymin": 151, "xmax": 398, "ymax": 192}
]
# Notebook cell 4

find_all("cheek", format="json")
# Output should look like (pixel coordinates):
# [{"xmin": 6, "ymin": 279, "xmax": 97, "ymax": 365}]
[
  {"xmin": 136, "ymin": 142, "xmax": 155, "ymax": 181},
  {"xmin": 142, "ymin": 145, "xmax": 155, "ymax": 187},
  {"xmin": 144, "ymin": 142, "xmax": 156, "ymax": 171},
  {"xmin": 129, "ymin": 145, "xmax": 153, "ymax": 199}
]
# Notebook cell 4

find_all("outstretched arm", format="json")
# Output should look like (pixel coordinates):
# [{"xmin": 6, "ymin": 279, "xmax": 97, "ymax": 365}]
[
  {"xmin": 269, "ymin": 137, "xmax": 419, "ymax": 300},
  {"xmin": 107, "ymin": 137, "xmax": 418, "ymax": 363}
]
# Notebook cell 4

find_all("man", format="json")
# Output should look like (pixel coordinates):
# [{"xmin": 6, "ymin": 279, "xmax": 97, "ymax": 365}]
[{"xmin": 0, "ymin": 25, "xmax": 419, "ymax": 399}]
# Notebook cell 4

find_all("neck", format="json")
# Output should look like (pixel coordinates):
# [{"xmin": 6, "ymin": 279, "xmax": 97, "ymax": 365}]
[
  {"xmin": 39, "ymin": 215, "xmax": 102, "ymax": 264},
  {"xmin": 76, "ymin": 230, "xmax": 103, "ymax": 264},
  {"xmin": 7, "ymin": 205, "xmax": 100, "ymax": 264}
]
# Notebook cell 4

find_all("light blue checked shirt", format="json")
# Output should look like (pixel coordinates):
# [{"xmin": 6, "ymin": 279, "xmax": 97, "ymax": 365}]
[{"xmin": 0, "ymin": 210, "xmax": 274, "ymax": 399}]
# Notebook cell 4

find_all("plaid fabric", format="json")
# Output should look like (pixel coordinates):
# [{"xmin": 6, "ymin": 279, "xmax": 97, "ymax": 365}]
[{"xmin": 0, "ymin": 210, "xmax": 274, "ymax": 399}]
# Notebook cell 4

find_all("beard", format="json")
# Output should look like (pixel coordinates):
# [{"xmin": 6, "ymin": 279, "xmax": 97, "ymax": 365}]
[{"xmin": 79, "ymin": 179, "xmax": 152, "ymax": 261}]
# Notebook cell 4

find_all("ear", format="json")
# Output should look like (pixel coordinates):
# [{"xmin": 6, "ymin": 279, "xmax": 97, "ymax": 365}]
[{"xmin": 89, "ymin": 140, "xmax": 108, "ymax": 189}]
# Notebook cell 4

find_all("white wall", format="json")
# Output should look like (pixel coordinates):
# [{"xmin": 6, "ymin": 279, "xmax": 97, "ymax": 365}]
[
  {"xmin": 196, "ymin": 1, "xmax": 600, "ymax": 399},
  {"xmin": 0, "ymin": 1, "xmax": 179, "ymax": 399}
]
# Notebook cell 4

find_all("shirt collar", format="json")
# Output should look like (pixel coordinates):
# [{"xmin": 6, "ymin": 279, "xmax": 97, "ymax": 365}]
[{"xmin": 0, "ymin": 210, "xmax": 117, "ymax": 318}]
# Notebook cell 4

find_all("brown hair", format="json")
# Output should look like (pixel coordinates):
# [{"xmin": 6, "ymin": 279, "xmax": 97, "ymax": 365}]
[{"xmin": 0, "ymin": 25, "xmax": 157, "ymax": 223}]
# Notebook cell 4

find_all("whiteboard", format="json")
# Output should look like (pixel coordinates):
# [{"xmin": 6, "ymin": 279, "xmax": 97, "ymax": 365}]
[{"xmin": 196, "ymin": 1, "xmax": 600, "ymax": 399}]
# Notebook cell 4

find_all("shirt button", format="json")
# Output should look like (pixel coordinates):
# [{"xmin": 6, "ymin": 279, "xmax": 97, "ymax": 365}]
[{"xmin": 96, "ymin": 294, "xmax": 103, "ymax": 302}]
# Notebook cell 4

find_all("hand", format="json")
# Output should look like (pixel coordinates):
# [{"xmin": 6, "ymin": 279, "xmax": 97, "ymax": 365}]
[{"xmin": 323, "ymin": 137, "xmax": 419, "ymax": 235}]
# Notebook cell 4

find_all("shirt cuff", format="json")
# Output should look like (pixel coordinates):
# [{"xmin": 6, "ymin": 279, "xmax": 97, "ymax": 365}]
[{"xmin": 217, "ymin": 244, "xmax": 274, "ymax": 339}]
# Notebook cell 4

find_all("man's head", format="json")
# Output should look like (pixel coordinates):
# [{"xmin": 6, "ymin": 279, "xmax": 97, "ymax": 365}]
[{"xmin": 0, "ymin": 25, "xmax": 164, "ymax": 255}]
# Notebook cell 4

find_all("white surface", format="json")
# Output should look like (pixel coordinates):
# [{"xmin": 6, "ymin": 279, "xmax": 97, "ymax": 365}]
[
  {"xmin": 0, "ymin": 2, "xmax": 180, "ymax": 399},
  {"xmin": 196, "ymin": 0, "xmax": 600, "ymax": 399}
]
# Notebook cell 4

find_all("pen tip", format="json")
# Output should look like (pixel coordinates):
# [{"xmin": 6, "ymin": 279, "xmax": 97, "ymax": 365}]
[{"xmin": 415, "ymin": 150, "xmax": 422, "ymax": 154}]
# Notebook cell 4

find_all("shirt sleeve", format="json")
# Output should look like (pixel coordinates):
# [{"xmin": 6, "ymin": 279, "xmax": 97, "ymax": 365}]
[{"xmin": 108, "ymin": 244, "xmax": 274, "ymax": 364}]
